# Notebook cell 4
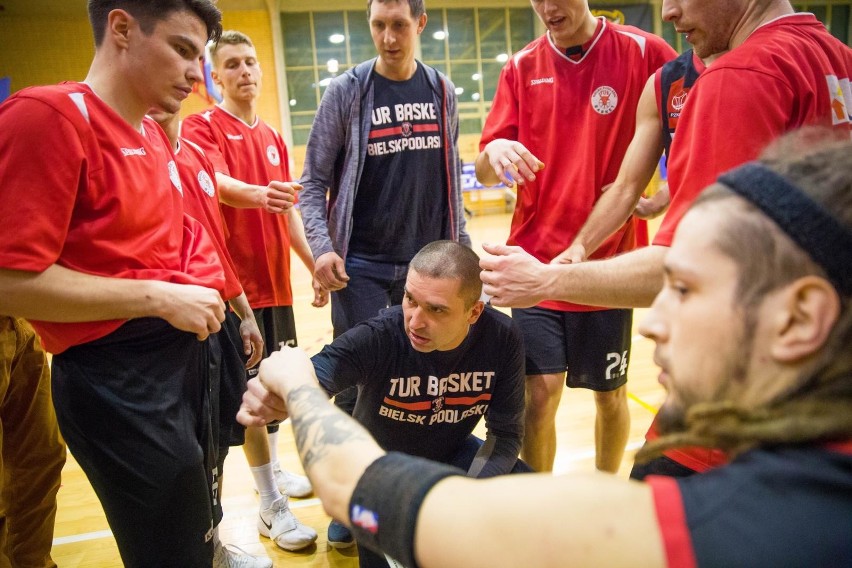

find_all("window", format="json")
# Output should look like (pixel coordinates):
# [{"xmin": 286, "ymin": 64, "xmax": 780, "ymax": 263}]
[
  {"xmin": 281, "ymin": 7, "xmax": 537, "ymax": 146},
  {"xmin": 282, "ymin": 11, "xmax": 371, "ymax": 145}
]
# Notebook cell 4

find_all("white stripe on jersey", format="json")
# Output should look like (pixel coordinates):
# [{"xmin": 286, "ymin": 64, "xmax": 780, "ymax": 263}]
[{"xmin": 68, "ymin": 92, "xmax": 90, "ymax": 124}]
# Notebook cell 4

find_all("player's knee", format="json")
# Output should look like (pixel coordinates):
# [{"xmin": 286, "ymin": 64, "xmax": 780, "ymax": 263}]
[
  {"xmin": 593, "ymin": 386, "xmax": 627, "ymax": 414},
  {"xmin": 526, "ymin": 386, "xmax": 559, "ymax": 412},
  {"xmin": 524, "ymin": 398, "xmax": 559, "ymax": 426}
]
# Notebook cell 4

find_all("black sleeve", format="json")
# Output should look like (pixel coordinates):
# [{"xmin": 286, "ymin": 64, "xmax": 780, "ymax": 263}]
[
  {"xmin": 474, "ymin": 317, "xmax": 525, "ymax": 477},
  {"xmin": 311, "ymin": 318, "xmax": 392, "ymax": 396},
  {"xmin": 466, "ymin": 432, "xmax": 522, "ymax": 478}
]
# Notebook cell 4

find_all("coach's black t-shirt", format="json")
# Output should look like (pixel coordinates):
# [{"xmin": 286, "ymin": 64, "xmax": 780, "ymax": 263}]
[
  {"xmin": 349, "ymin": 64, "xmax": 447, "ymax": 263},
  {"xmin": 311, "ymin": 306, "xmax": 525, "ymax": 477}
]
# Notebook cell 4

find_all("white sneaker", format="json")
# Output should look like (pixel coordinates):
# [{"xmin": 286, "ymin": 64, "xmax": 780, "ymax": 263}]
[
  {"xmin": 258, "ymin": 496, "xmax": 318, "ymax": 551},
  {"xmin": 212, "ymin": 541, "xmax": 273, "ymax": 568},
  {"xmin": 274, "ymin": 468, "xmax": 313, "ymax": 498}
]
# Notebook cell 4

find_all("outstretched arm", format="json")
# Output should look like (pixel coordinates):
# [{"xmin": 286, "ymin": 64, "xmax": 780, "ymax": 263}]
[
  {"xmin": 240, "ymin": 348, "xmax": 666, "ymax": 568},
  {"xmin": 480, "ymin": 243, "xmax": 666, "ymax": 309},
  {"xmin": 412, "ymin": 469, "xmax": 665, "ymax": 568}
]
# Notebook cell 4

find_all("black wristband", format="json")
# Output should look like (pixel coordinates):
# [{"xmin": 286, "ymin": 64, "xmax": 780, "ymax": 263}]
[{"xmin": 348, "ymin": 452, "xmax": 463, "ymax": 568}]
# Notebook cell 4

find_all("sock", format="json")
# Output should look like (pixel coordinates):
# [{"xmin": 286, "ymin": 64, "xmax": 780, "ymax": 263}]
[
  {"xmin": 250, "ymin": 463, "xmax": 282, "ymax": 509},
  {"xmin": 212, "ymin": 527, "xmax": 225, "ymax": 559},
  {"xmin": 268, "ymin": 430, "xmax": 280, "ymax": 469}
]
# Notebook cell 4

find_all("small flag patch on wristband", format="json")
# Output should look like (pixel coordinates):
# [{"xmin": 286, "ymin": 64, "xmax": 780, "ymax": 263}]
[{"xmin": 351, "ymin": 505, "xmax": 379, "ymax": 534}]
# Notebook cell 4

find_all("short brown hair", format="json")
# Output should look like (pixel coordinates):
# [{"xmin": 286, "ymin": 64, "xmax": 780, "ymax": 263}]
[
  {"xmin": 209, "ymin": 30, "xmax": 255, "ymax": 67},
  {"xmin": 409, "ymin": 241, "xmax": 482, "ymax": 308},
  {"xmin": 88, "ymin": 0, "xmax": 222, "ymax": 46},
  {"xmin": 367, "ymin": 0, "xmax": 425, "ymax": 20}
]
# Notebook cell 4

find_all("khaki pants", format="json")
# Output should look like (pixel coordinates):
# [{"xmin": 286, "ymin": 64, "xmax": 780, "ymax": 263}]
[{"xmin": 0, "ymin": 317, "xmax": 66, "ymax": 568}]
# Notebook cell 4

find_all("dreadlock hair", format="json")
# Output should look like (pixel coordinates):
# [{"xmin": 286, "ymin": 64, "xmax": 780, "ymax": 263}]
[{"xmin": 637, "ymin": 129, "xmax": 852, "ymax": 462}]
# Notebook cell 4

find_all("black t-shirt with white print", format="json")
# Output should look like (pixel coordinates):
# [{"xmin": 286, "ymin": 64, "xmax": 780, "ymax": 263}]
[
  {"xmin": 349, "ymin": 64, "xmax": 447, "ymax": 263},
  {"xmin": 312, "ymin": 306, "xmax": 525, "ymax": 476}
]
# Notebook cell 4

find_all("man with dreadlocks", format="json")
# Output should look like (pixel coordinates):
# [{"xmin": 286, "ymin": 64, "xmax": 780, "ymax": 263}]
[{"xmin": 237, "ymin": 130, "xmax": 852, "ymax": 567}]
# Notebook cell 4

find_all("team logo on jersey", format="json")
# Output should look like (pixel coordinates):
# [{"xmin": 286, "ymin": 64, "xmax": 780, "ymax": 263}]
[
  {"xmin": 431, "ymin": 397, "xmax": 445, "ymax": 413},
  {"xmin": 167, "ymin": 160, "xmax": 183, "ymax": 195},
  {"xmin": 197, "ymin": 170, "xmax": 215, "ymax": 197},
  {"xmin": 666, "ymin": 78, "xmax": 689, "ymax": 129},
  {"xmin": 671, "ymin": 90, "xmax": 688, "ymax": 112},
  {"xmin": 401, "ymin": 122, "xmax": 413, "ymax": 137},
  {"xmin": 591, "ymin": 86, "xmax": 618, "ymax": 115},
  {"xmin": 266, "ymin": 145, "xmax": 281, "ymax": 166}
]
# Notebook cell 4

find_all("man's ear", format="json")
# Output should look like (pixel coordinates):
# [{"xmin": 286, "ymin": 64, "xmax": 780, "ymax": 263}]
[
  {"xmin": 417, "ymin": 13, "xmax": 427, "ymax": 34},
  {"xmin": 468, "ymin": 300, "xmax": 485, "ymax": 325},
  {"xmin": 106, "ymin": 9, "xmax": 133, "ymax": 49},
  {"xmin": 771, "ymin": 276, "xmax": 840, "ymax": 363}
]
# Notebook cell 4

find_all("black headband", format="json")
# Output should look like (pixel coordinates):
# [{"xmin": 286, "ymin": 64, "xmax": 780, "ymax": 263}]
[{"xmin": 717, "ymin": 162, "xmax": 852, "ymax": 296}]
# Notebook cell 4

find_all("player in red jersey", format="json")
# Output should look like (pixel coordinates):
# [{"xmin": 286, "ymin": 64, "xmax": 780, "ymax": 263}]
[
  {"xmin": 559, "ymin": 49, "xmax": 713, "ymax": 266},
  {"xmin": 476, "ymin": 0, "xmax": 675, "ymax": 474},
  {"xmin": 182, "ymin": 29, "xmax": 324, "ymax": 552},
  {"xmin": 555, "ymin": 48, "xmax": 731, "ymax": 479},
  {"xmin": 0, "ymin": 2, "xmax": 225, "ymax": 566}
]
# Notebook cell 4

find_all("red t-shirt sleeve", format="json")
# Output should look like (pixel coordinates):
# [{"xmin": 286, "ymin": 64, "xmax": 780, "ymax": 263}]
[
  {"xmin": 0, "ymin": 97, "xmax": 83, "ymax": 272},
  {"xmin": 182, "ymin": 113, "xmax": 231, "ymax": 176},
  {"xmin": 647, "ymin": 475, "xmax": 698, "ymax": 568},
  {"xmin": 655, "ymin": 67, "xmax": 793, "ymax": 246}
]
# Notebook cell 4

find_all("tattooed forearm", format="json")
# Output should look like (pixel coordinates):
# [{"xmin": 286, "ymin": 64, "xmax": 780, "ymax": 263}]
[{"xmin": 285, "ymin": 384, "xmax": 377, "ymax": 471}]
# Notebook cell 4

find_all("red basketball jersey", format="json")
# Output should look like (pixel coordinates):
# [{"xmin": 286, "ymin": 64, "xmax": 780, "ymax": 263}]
[
  {"xmin": 0, "ymin": 83, "xmax": 225, "ymax": 353},
  {"xmin": 183, "ymin": 107, "xmax": 294, "ymax": 308},
  {"xmin": 481, "ymin": 19, "xmax": 675, "ymax": 311},
  {"xmin": 656, "ymin": 13, "xmax": 852, "ymax": 246}
]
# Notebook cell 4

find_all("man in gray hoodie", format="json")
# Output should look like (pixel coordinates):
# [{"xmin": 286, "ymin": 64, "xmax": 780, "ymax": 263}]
[
  {"xmin": 300, "ymin": 0, "xmax": 470, "ymax": 342},
  {"xmin": 299, "ymin": 0, "xmax": 470, "ymax": 548}
]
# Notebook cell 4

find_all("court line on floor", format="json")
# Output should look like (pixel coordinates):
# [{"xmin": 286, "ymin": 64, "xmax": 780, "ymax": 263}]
[
  {"xmin": 53, "ymin": 529, "xmax": 114, "ymax": 546},
  {"xmin": 628, "ymin": 334, "xmax": 659, "ymax": 416},
  {"xmin": 52, "ymin": 497, "xmax": 324, "ymax": 546}
]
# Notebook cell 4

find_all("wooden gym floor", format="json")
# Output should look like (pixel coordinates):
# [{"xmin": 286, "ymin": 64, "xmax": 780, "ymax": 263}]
[{"xmin": 51, "ymin": 212, "xmax": 666, "ymax": 567}]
